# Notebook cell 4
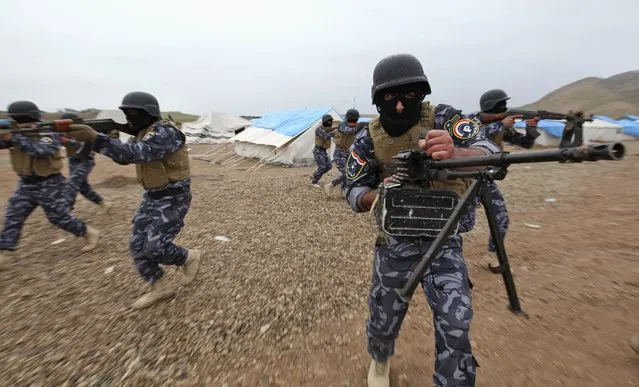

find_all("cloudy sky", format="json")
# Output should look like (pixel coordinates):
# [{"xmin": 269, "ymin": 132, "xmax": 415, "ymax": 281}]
[{"xmin": 0, "ymin": 0, "xmax": 636, "ymax": 116}]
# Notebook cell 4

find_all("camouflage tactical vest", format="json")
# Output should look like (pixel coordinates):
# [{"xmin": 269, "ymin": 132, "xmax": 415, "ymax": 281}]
[
  {"xmin": 315, "ymin": 128, "xmax": 332, "ymax": 149},
  {"xmin": 368, "ymin": 101, "xmax": 471, "ymax": 197},
  {"xmin": 135, "ymin": 120, "xmax": 191, "ymax": 190},
  {"xmin": 333, "ymin": 124, "xmax": 357, "ymax": 150},
  {"xmin": 489, "ymin": 131, "xmax": 504, "ymax": 150},
  {"xmin": 9, "ymin": 136, "xmax": 63, "ymax": 177}
]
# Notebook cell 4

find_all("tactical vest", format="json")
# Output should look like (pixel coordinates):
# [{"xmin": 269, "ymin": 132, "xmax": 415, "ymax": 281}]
[
  {"xmin": 368, "ymin": 101, "xmax": 470, "ymax": 197},
  {"xmin": 489, "ymin": 131, "xmax": 504, "ymax": 150},
  {"xmin": 9, "ymin": 138, "xmax": 64, "ymax": 177},
  {"xmin": 315, "ymin": 128, "xmax": 332, "ymax": 149},
  {"xmin": 135, "ymin": 121, "xmax": 191, "ymax": 190},
  {"xmin": 333, "ymin": 124, "xmax": 356, "ymax": 149}
]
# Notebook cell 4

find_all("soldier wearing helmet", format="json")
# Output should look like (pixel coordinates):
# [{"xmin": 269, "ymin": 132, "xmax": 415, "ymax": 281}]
[
  {"xmin": 324, "ymin": 108, "xmax": 362, "ymax": 195},
  {"xmin": 58, "ymin": 112, "xmax": 111, "ymax": 215},
  {"xmin": 344, "ymin": 54, "xmax": 500, "ymax": 386},
  {"xmin": 310, "ymin": 114, "xmax": 336, "ymax": 187},
  {"xmin": 473, "ymin": 89, "xmax": 540, "ymax": 267},
  {"xmin": 0, "ymin": 101, "xmax": 100, "ymax": 270},
  {"xmin": 63, "ymin": 91, "xmax": 201, "ymax": 310}
]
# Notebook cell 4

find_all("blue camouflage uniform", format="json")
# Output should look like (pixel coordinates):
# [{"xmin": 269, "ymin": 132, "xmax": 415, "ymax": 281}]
[
  {"xmin": 468, "ymin": 119, "xmax": 535, "ymax": 253},
  {"xmin": 331, "ymin": 121, "xmax": 360, "ymax": 189},
  {"xmin": 0, "ymin": 133, "xmax": 88, "ymax": 251},
  {"xmin": 311, "ymin": 124, "xmax": 333, "ymax": 184},
  {"xmin": 66, "ymin": 153, "xmax": 104, "ymax": 211},
  {"xmin": 92, "ymin": 121, "xmax": 191, "ymax": 284},
  {"xmin": 345, "ymin": 103, "xmax": 500, "ymax": 387}
]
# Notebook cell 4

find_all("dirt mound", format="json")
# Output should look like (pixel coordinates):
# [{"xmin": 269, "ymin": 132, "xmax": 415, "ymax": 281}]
[{"xmin": 519, "ymin": 70, "xmax": 639, "ymax": 117}]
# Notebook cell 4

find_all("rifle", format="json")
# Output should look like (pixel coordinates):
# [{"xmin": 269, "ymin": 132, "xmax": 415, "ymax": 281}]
[
  {"xmin": 0, "ymin": 119, "xmax": 92, "ymax": 159},
  {"xmin": 1, "ymin": 118, "xmax": 133, "ymax": 136},
  {"xmin": 478, "ymin": 109, "xmax": 594, "ymax": 124},
  {"xmin": 379, "ymin": 141, "xmax": 624, "ymax": 317}
]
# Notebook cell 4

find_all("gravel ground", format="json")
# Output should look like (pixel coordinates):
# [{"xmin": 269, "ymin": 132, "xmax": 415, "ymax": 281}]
[{"xmin": 0, "ymin": 142, "xmax": 638, "ymax": 386}]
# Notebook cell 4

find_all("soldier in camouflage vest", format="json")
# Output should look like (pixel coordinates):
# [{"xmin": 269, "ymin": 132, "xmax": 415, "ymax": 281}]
[
  {"xmin": 64, "ymin": 92, "xmax": 202, "ymax": 310},
  {"xmin": 0, "ymin": 101, "xmax": 100, "ymax": 270},
  {"xmin": 345, "ymin": 54, "xmax": 500, "ymax": 387}
]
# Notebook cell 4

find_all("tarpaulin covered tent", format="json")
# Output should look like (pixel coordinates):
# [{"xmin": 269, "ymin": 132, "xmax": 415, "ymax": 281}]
[
  {"xmin": 181, "ymin": 112, "xmax": 251, "ymax": 144},
  {"xmin": 513, "ymin": 118, "xmax": 628, "ymax": 146},
  {"xmin": 232, "ymin": 107, "xmax": 342, "ymax": 166},
  {"xmin": 593, "ymin": 115, "xmax": 639, "ymax": 138}
]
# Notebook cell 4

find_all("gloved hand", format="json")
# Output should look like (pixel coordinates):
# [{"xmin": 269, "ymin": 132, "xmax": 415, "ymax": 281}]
[{"xmin": 64, "ymin": 124, "xmax": 98, "ymax": 144}]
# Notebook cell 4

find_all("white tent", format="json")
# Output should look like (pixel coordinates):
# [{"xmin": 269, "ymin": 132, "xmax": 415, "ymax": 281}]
[
  {"xmin": 181, "ymin": 112, "xmax": 251, "ymax": 144},
  {"xmin": 94, "ymin": 109, "xmax": 133, "ymax": 142},
  {"xmin": 514, "ymin": 118, "xmax": 628, "ymax": 147},
  {"xmin": 232, "ymin": 107, "xmax": 341, "ymax": 166}
]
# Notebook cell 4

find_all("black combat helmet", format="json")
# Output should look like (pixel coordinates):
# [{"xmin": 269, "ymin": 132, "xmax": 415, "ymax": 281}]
[
  {"xmin": 345, "ymin": 108, "xmax": 360, "ymax": 121},
  {"xmin": 7, "ymin": 101, "xmax": 41, "ymax": 121},
  {"xmin": 322, "ymin": 114, "xmax": 333, "ymax": 124},
  {"xmin": 480, "ymin": 89, "xmax": 510, "ymax": 112},
  {"xmin": 371, "ymin": 54, "xmax": 431, "ymax": 103},
  {"xmin": 119, "ymin": 91, "xmax": 161, "ymax": 117},
  {"xmin": 60, "ymin": 112, "xmax": 79, "ymax": 120}
]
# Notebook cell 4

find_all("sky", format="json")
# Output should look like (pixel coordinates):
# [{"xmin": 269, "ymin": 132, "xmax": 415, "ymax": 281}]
[{"xmin": 0, "ymin": 0, "xmax": 637, "ymax": 117}]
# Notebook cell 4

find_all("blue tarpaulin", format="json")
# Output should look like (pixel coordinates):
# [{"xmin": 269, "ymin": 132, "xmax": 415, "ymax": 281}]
[
  {"xmin": 250, "ymin": 107, "xmax": 332, "ymax": 137},
  {"xmin": 594, "ymin": 115, "xmax": 639, "ymax": 137},
  {"xmin": 514, "ymin": 119, "xmax": 566, "ymax": 137}
]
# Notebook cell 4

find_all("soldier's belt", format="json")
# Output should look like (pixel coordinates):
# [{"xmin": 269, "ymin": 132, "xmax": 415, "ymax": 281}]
[{"xmin": 376, "ymin": 184, "xmax": 461, "ymax": 240}]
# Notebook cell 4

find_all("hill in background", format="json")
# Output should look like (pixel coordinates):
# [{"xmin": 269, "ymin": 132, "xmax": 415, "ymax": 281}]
[{"xmin": 519, "ymin": 70, "xmax": 639, "ymax": 117}]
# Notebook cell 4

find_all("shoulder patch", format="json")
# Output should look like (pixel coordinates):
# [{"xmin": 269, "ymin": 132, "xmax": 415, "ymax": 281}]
[
  {"xmin": 444, "ymin": 115, "xmax": 481, "ymax": 140},
  {"xmin": 346, "ymin": 150, "xmax": 367, "ymax": 180},
  {"xmin": 40, "ymin": 136, "xmax": 53, "ymax": 144}
]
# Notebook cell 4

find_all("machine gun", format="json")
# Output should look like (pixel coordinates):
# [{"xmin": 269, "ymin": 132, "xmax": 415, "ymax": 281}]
[{"xmin": 378, "ymin": 141, "xmax": 625, "ymax": 317}]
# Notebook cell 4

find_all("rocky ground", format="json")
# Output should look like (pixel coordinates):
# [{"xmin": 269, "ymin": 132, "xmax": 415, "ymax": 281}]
[{"xmin": 0, "ymin": 141, "xmax": 638, "ymax": 387}]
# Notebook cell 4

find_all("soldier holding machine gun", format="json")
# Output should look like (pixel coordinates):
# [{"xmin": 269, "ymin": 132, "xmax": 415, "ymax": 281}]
[
  {"xmin": 344, "ymin": 55, "xmax": 625, "ymax": 386},
  {"xmin": 0, "ymin": 101, "xmax": 100, "ymax": 270}
]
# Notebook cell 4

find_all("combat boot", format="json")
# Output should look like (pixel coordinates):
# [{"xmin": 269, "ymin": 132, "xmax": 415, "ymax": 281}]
[
  {"xmin": 630, "ymin": 333, "xmax": 639, "ymax": 354},
  {"xmin": 99, "ymin": 200, "xmax": 112, "ymax": 215},
  {"xmin": 0, "ymin": 251, "xmax": 9, "ymax": 271},
  {"xmin": 131, "ymin": 276, "xmax": 175, "ymax": 310},
  {"xmin": 180, "ymin": 249, "xmax": 202, "ymax": 285},
  {"xmin": 367, "ymin": 359, "xmax": 390, "ymax": 387},
  {"xmin": 80, "ymin": 225, "xmax": 100, "ymax": 252}
]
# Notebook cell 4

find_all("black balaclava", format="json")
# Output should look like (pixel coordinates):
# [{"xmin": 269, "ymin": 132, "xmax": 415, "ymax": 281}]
[
  {"xmin": 11, "ymin": 116, "xmax": 37, "ymax": 124},
  {"xmin": 322, "ymin": 120, "xmax": 333, "ymax": 128},
  {"xmin": 485, "ymin": 100, "xmax": 508, "ymax": 114},
  {"xmin": 374, "ymin": 84, "xmax": 426, "ymax": 137},
  {"xmin": 123, "ymin": 109, "xmax": 158, "ymax": 134}
]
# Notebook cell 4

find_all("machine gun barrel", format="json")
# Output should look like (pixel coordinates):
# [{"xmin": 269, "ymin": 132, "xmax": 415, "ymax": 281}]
[{"xmin": 421, "ymin": 142, "xmax": 625, "ymax": 171}]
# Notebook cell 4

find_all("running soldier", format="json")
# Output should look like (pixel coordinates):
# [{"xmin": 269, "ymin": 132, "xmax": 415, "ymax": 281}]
[
  {"xmin": 59, "ymin": 112, "xmax": 112, "ymax": 214},
  {"xmin": 0, "ymin": 101, "xmax": 100, "ymax": 269},
  {"xmin": 311, "ymin": 114, "xmax": 335, "ymax": 187},
  {"xmin": 64, "ymin": 91, "xmax": 202, "ymax": 309}
]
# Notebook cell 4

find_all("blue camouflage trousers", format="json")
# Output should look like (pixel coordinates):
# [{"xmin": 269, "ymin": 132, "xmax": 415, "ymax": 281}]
[
  {"xmin": 67, "ymin": 156, "xmax": 103, "ymax": 210},
  {"xmin": 330, "ymin": 147, "xmax": 348, "ymax": 189},
  {"xmin": 0, "ymin": 174, "xmax": 87, "ymax": 251},
  {"xmin": 311, "ymin": 146, "xmax": 332, "ymax": 184},
  {"xmin": 485, "ymin": 181, "xmax": 508, "ymax": 252},
  {"xmin": 367, "ymin": 235, "xmax": 476, "ymax": 387},
  {"xmin": 130, "ymin": 188, "xmax": 191, "ymax": 283}
]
